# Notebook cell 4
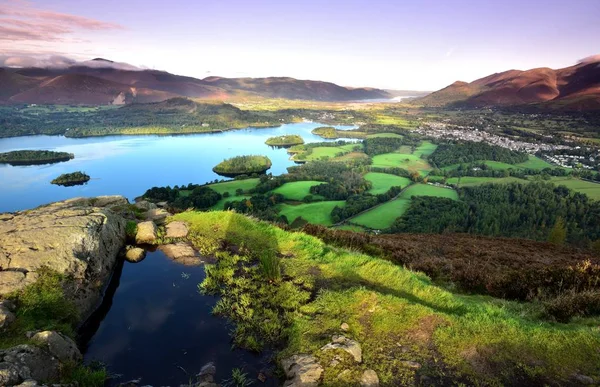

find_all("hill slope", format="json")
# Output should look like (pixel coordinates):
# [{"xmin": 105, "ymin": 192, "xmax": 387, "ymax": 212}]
[
  {"xmin": 417, "ymin": 59, "xmax": 600, "ymax": 110},
  {"xmin": 1, "ymin": 59, "xmax": 392, "ymax": 104}
]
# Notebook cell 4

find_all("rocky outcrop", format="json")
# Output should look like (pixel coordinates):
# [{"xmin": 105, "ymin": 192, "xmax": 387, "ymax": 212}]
[
  {"xmin": 144, "ymin": 208, "xmax": 171, "ymax": 225},
  {"xmin": 321, "ymin": 335, "xmax": 362, "ymax": 363},
  {"xmin": 31, "ymin": 331, "xmax": 82, "ymax": 363},
  {"xmin": 0, "ymin": 196, "xmax": 127, "ymax": 318},
  {"xmin": 135, "ymin": 221, "xmax": 157, "ymax": 244},
  {"xmin": 0, "ymin": 300, "xmax": 16, "ymax": 331},
  {"xmin": 281, "ymin": 354, "xmax": 324, "ymax": 387},
  {"xmin": 0, "ymin": 345, "xmax": 60, "ymax": 384}
]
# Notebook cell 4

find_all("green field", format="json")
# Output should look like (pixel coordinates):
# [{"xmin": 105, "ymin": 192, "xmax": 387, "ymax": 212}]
[
  {"xmin": 271, "ymin": 181, "xmax": 324, "ymax": 201},
  {"xmin": 447, "ymin": 176, "xmax": 529, "ymax": 187},
  {"xmin": 278, "ymin": 201, "xmax": 346, "ymax": 226},
  {"xmin": 413, "ymin": 141, "xmax": 438, "ymax": 157},
  {"xmin": 443, "ymin": 155, "xmax": 554, "ymax": 171},
  {"xmin": 365, "ymin": 172, "xmax": 412, "ymax": 194},
  {"xmin": 549, "ymin": 177, "xmax": 600, "ymax": 200},
  {"xmin": 371, "ymin": 153, "xmax": 432, "ymax": 175},
  {"xmin": 351, "ymin": 198, "xmax": 411, "ymax": 229},
  {"xmin": 207, "ymin": 178, "xmax": 260, "ymax": 195},
  {"xmin": 295, "ymin": 144, "xmax": 361, "ymax": 162},
  {"xmin": 400, "ymin": 183, "xmax": 459, "ymax": 200},
  {"xmin": 332, "ymin": 224, "xmax": 367, "ymax": 232},
  {"xmin": 366, "ymin": 132, "xmax": 403, "ymax": 139},
  {"xmin": 210, "ymin": 195, "xmax": 252, "ymax": 211}
]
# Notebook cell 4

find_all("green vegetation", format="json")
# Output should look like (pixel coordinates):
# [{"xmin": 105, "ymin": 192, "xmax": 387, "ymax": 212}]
[
  {"xmin": 412, "ymin": 141, "xmax": 438, "ymax": 157},
  {"xmin": 125, "ymin": 221, "xmax": 138, "ymax": 241},
  {"xmin": 0, "ymin": 150, "xmax": 74, "ymax": 165},
  {"xmin": 265, "ymin": 134, "xmax": 304, "ymax": 147},
  {"xmin": 351, "ymin": 198, "xmax": 412, "ymax": 229},
  {"xmin": 50, "ymin": 171, "xmax": 90, "ymax": 186},
  {"xmin": 271, "ymin": 181, "xmax": 324, "ymax": 201},
  {"xmin": 289, "ymin": 143, "xmax": 361, "ymax": 162},
  {"xmin": 430, "ymin": 142, "xmax": 529, "ymax": 167},
  {"xmin": 278, "ymin": 201, "xmax": 346, "ymax": 226},
  {"xmin": 366, "ymin": 132, "xmax": 403, "ymax": 139},
  {"xmin": 205, "ymin": 178, "xmax": 260, "ymax": 196},
  {"xmin": 311, "ymin": 126, "xmax": 366, "ymax": 139},
  {"xmin": 365, "ymin": 172, "xmax": 411, "ymax": 194},
  {"xmin": 400, "ymin": 183, "xmax": 458, "ymax": 200},
  {"xmin": 172, "ymin": 211, "xmax": 600, "ymax": 385},
  {"xmin": 371, "ymin": 153, "xmax": 431, "ymax": 175},
  {"xmin": 447, "ymin": 176, "xmax": 528, "ymax": 187},
  {"xmin": 441, "ymin": 155, "xmax": 555, "ymax": 172},
  {"xmin": 549, "ymin": 177, "xmax": 600, "ymax": 200},
  {"xmin": 213, "ymin": 155, "xmax": 272, "ymax": 177}
]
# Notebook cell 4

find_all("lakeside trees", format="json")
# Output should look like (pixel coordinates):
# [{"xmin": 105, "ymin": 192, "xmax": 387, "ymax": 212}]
[
  {"xmin": 213, "ymin": 155, "xmax": 272, "ymax": 177},
  {"xmin": 429, "ymin": 142, "xmax": 529, "ymax": 167},
  {"xmin": 50, "ymin": 171, "xmax": 90, "ymax": 186},
  {"xmin": 0, "ymin": 150, "xmax": 74, "ymax": 165}
]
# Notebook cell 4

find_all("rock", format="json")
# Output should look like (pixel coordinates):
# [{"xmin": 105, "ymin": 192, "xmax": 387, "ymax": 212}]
[
  {"xmin": 0, "ymin": 300, "xmax": 16, "ymax": 311},
  {"xmin": 0, "ymin": 305, "xmax": 16, "ymax": 330},
  {"xmin": 572, "ymin": 373, "xmax": 595, "ymax": 385},
  {"xmin": 133, "ymin": 201, "xmax": 157, "ymax": 211},
  {"xmin": 91, "ymin": 195, "xmax": 129, "ymax": 208},
  {"xmin": 340, "ymin": 322, "xmax": 349, "ymax": 332},
  {"xmin": 145, "ymin": 208, "xmax": 171, "ymax": 225},
  {"xmin": 136, "ymin": 221, "xmax": 158, "ymax": 245},
  {"xmin": 31, "ymin": 331, "xmax": 82, "ymax": 363},
  {"xmin": 159, "ymin": 243, "xmax": 203, "ymax": 265},
  {"xmin": 197, "ymin": 362, "xmax": 216, "ymax": 383},
  {"xmin": 156, "ymin": 201, "xmax": 168, "ymax": 208},
  {"xmin": 0, "ymin": 362, "xmax": 21, "ymax": 385},
  {"xmin": 281, "ymin": 354, "xmax": 323, "ymax": 387},
  {"xmin": 0, "ymin": 344, "xmax": 60, "ymax": 382},
  {"xmin": 360, "ymin": 369, "xmax": 379, "ymax": 387},
  {"xmin": 165, "ymin": 221, "xmax": 189, "ymax": 239},
  {"xmin": 321, "ymin": 335, "xmax": 362, "ymax": 363},
  {"xmin": 400, "ymin": 361, "xmax": 421, "ymax": 369},
  {"xmin": 125, "ymin": 247, "xmax": 146, "ymax": 263},
  {"xmin": 0, "ymin": 197, "xmax": 127, "ymax": 319},
  {"xmin": 16, "ymin": 379, "xmax": 38, "ymax": 386}
]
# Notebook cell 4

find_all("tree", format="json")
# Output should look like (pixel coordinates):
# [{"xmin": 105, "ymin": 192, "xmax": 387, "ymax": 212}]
[{"xmin": 548, "ymin": 217, "xmax": 567, "ymax": 245}]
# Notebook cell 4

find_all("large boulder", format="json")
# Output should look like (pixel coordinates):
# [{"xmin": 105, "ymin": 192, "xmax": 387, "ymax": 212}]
[
  {"xmin": 135, "ymin": 221, "xmax": 158, "ymax": 245},
  {"xmin": 0, "ymin": 304, "xmax": 15, "ymax": 331},
  {"xmin": 165, "ymin": 221, "xmax": 189, "ymax": 239},
  {"xmin": 281, "ymin": 354, "xmax": 324, "ymax": 387},
  {"xmin": 0, "ymin": 344, "xmax": 60, "ymax": 383},
  {"xmin": 321, "ymin": 335, "xmax": 362, "ymax": 363},
  {"xmin": 145, "ymin": 208, "xmax": 171, "ymax": 225},
  {"xmin": 31, "ymin": 331, "xmax": 82, "ymax": 363},
  {"xmin": 125, "ymin": 247, "xmax": 146, "ymax": 263},
  {"xmin": 0, "ymin": 197, "xmax": 127, "ymax": 318}
]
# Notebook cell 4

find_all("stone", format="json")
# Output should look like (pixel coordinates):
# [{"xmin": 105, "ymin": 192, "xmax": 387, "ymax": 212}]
[
  {"xmin": 0, "ymin": 362, "xmax": 21, "ymax": 385},
  {"xmin": 321, "ymin": 335, "xmax": 362, "ymax": 363},
  {"xmin": 197, "ymin": 361, "xmax": 216, "ymax": 383},
  {"xmin": 159, "ymin": 243, "xmax": 203, "ymax": 265},
  {"xmin": 0, "ymin": 197, "xmax": 127, "ymax": 319},
  {"xmin": 133, "ymin": 201, "xmax": 157, "ymax": 211},
  {"xmin": 145, "ymin": 208, "xmax": 171, "ymax": 225},
  {"xmin": 0, "ymin": 344, "xmax": 60, "ymax": 382},
  {"xmin": 281, "ymin": 354, "xmax": 324, "ymax": 387},
  {"xmin": 156, "ymin": 201, "xmax": 168, "ymax": 208},
  {"xmin": 91, "ymin": 195, "xmax": 129, "ymax": 208},
  {"xmin": 0, "ymin": 300, "xmax": 16, "ymax": 311},
  {"xmin": 165, "ymin": 221, "xmax": 189, "ymax": 239},
  {"xmin": 400, "ymin": 361, "xmax": 421, "ymax": 369},
  {"xmin": 360, "ymin": 369, "xmax": 379, "ymax": 387},
  {"xmin": 16, "ymin": 379, "xmax": 39, "ymax": 386},
  {"xmin": 572, "ymin": 373, "xmax": 595, "ymax": 385},
  {"xmin": 0, "ymin": 305, "xmax": 16, "ymax": 330},
  {"xmin": 136, "ymin": 221, "xmax": 158, "ymax": 245},
  {"xmin": 340, "ymin": 322, "xmax": 349, "ymax": 332},
  {"xmin": 125, "ymin": 247, "xmax": 146, "ymax": 263},
  {"xmin": 31, "ymin": 331, "xmax": 82, "ymax": 363}
]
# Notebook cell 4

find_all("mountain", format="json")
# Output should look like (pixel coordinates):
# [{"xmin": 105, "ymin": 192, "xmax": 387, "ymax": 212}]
[
  {"xmin": 416, "ymin": 58, "xmax": 600, "ymax": 110},
  {"xmin": 0, "ymin": 59, "xmax": 392, "ymax": 105}
]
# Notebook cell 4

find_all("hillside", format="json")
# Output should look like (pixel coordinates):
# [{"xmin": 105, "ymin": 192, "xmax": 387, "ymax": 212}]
[
  {"xmin": 416, "ymin": 59, "xmax": 600, "ymax": 110},
  {"xmin": 0, "ymin": 59, "xmax": 392, "ymax": 104}
]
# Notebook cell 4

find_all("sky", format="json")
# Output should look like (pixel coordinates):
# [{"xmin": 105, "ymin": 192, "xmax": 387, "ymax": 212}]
[{"xmin": 1, "ymin": 0, "xmax": 599, "ymax": 90}]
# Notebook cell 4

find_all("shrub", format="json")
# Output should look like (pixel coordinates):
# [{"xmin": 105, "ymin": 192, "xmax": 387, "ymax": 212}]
[
  {"xmin": 125, "ymin": 221, "xmax": 138, "ymax": 240},
  {"xmin": 544, "ymin": 290, "xmax": 600, "ymax": 322}
]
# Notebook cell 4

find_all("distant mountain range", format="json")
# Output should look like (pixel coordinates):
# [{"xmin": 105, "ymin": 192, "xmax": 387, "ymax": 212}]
[
  {"xmin": 416, "ymin": 57, "xmax": 600, "ymax": 110},
  {"xmin": 0, "ymin": 58, "xmax": 392, "ymax": 105}
]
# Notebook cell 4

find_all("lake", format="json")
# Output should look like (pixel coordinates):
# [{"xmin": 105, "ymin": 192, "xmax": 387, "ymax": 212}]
[{"xmin": 0, "ymin": 122, "xmax": 354, "ymax": 213}]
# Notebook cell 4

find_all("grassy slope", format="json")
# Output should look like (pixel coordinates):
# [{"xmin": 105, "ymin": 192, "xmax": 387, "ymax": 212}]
[
  {"xmin": 366, "ymin": 133, "xmax": 404, "ymax": 139},
  {"xmin": 278, "ymin": 201, "xmax": 346, "ymax": 226},
  {"xmin": 365, "ymin": 172, "xmax": 412, "ymax": 195},
  {"xmin": 447, "ymin": 176, "xmax": 529, "ymax": 187},
  {"xmin": 351, "ymin": 199, "xmax": 412, "ymax": 229},
  {"xmin": 550, "ymin": 177, "xmax": 600, "ymax": 201},
  {"xmin": 173, "ymin": 211, "xmax": 600, "ymax": 386},
  {"xmin": 371, "ymin": 153, "xmax": 431, "ymax": 175},
  {"xmin": 303, "ymin": 144, "xmax": 361, "ymax": 161},
  {"xmin": 207, "ymin": 179, "xmax": 260, "ymax": 195},
  {"xmin": 400, "ymin": 183, "xmax": 458, "ymax": 200},
  {"xmin": 442, "ymin": 155, "xmax": 554, "ymax": 171},
  {"xmin": 271, "ymin": 181, "xmax": 325, "ymax": 201},
  {"xmin": 413, "ymin": 141, "xmax": 438, "ymax": 157}
]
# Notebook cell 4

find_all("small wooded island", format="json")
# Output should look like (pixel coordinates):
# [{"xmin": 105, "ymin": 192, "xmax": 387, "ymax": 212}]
[
  {"xmin": 0, "ymin": 150, "xmax": 74, "ymax": 166},
  {"xmin": 265, "ymin": 135, "xmax": 304, "ymax": 147},
  {"xmin": 212, "ymin": 155, "xmax": 272, "ymax": 177},
  {"xmin": 51, "ymin": 171, "xmax": 91, "ymax": 186}
]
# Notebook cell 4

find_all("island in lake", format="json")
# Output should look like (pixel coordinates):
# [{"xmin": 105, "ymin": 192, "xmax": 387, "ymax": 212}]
[
  {"xmin": 265, "ymin": 135, "xmax": 305, "ymax": 147},
  {"xmin": 212, "ymin": 155, "xmax": 272, "ymax": 177},
  {"xmin": 0, "ymin": 150, "xmax": 74, "ymax": 166},
  {"xmin": 51, "ymin": 171, "xmax": 91, "ymax": 186}
]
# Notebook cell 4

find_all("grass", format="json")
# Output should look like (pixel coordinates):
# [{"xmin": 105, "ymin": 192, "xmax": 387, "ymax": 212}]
[
  {"xmin": 549, "ymin": 177, "xmax": 600, "ymax": 201},
  {"xmin": 278, "ymin": 201, "xmax": 345, "ymax": 226},
  {"xmin": 271, "ymin": 181, "xmax": 324, "ymax": 201},
  {"xmin": 206, "ymin": 178, "xmax": 260, "ymax": 196},
  {"xmin": 443, "ymin": 155, "xmax": 555, "ymax": 172},
  {"xmin": 351, "ymin": 198, "xmax": 411, "ymax": 229},
  {"xmin": 413, "ymin": 141, "xmax": 438, "ymax": 157},
  {"xmin": 400, "ymin": 183, "xmax": 458, "ymax": 200},
  {"xmin": 332, "ymin": 224, "xmax": 367, "ymax": 232},
  {"xmin": 365, "ymin": 172, "xmax": 412, "ymax": 195},
  {"xmin": 447, "ymin": 176, "xmax": 529, "ymax": 187},
  {"xmin": 291, "ymin": 144, "xmax": 362, "ymax": 162},
  {"xmin": 371, "ymin": 153, "xmax": 432, "ymax": 175},
  {"xmin": 210, "ymin": 195, "xmax": 252, "ymax": 211},
  {"xmin": 366, "ymin": 132, "xmax": 404, "ymax": 139},
  {"xmin": 171, "ymin": 211, "xmax": 600, "ymax": 386}
]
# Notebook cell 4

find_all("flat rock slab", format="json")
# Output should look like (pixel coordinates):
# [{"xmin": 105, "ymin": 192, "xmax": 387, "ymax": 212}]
[
  {"xmin": 159, "ymin": 243, "xmax": 205, "ymax": 266},
  {"xmin": 165, "ymin": 221, "xmax": 188, "ymax": 239},
  {"xmin": 135, "ymin": 221, "xmax": 157, "ymax": 245},
  {"xmin": 145, "ymin": 208, "xmax": 172, "ymax": 225}
]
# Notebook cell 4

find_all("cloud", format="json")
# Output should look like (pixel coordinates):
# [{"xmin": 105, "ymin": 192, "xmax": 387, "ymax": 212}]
[
  {"xmin": 0, "ymin": 0, "xmax": 124, "ymax": 43},
  {"xmin": 578, "ymin": 54, "xmax": 600, "ymax": 65}
]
